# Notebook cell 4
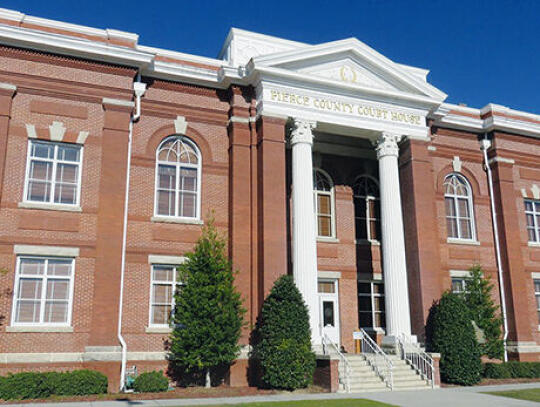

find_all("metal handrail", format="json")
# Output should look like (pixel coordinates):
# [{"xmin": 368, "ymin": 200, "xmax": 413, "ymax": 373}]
[
  {"xmin": 357, "ymin": 329, "xmax": 393, "ymax": 390},
  {"xmin": 397, "ymin": 334, "xmax": 435, "ymax": 388},
  {"xmin": 321, "ymin": 333, "xmax": 351, "ymax": 393}
]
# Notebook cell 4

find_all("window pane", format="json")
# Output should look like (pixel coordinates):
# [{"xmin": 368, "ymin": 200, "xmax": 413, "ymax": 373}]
[
  {"xmin": 526, "ymin": 214, "xmax": 535, "ymax": 228},
  {"xmin": 373, "ymin": 283, "xmax": 384, "ymax": 294},
  {"xmin": 44, "ymin": 302, "xmax": 68, "ymax": 323},
  {"xmin": 534, "ymin": 280, "xmax": 540, "ymax": 292},
  {"xmin": 180, "ymin": 168, "xmax": 197, "ymax": 191},
  {"xmin": 322, "ymin": 301, "xmax": 335, "ymax": 327},
  {"xmin": 57, "ymin": 145, "xmax": 80, "ymax": 162},
  {"xmin": 358, "ymin": 296, "xmax": 372, "ymax": 310},
  {"xmin": 525, "ymin": 200, "xmax": 534, "ymax": 212},
  {"xmin": 153, "ymin": 284, "xmax": 173, "ymax": 304},
  {"xmin": 535, "ymin": 201, "xmax": 540, "ymax": 212},
  {"xmin": 158, "ymin": 165, "xmax": 176, "ymax": 189},
  {"xmin": 369, "ymin": 220, "xmax": 378, "ymax": 240},
  {"xmin": 354, "ymin": 198, "xmax": 366, "ymax": 216},
  {"xmin": 374, "ymin": 312, "xmax": 385, "ymax": 328},
  {"xmin": 459, "ymin": 219, "xmax": 472, "ymax": 239},
  {"xmin": 151, "ymin": 305, "xmax": 171, "ymax": 325},
  {"xmin": 358, "ymin": 312, "xmax": 373, "ymax": 328},
  {"xmin": 457, "ymin": 198, "xmax": 470, "ymax": 217},
  {"xmin": 179, "ymin": 192, "xmax": 196, "ymax": 218},
  {"xmin": 31, "ymin": 142, "xmax": 54, "ymax": 159},
  {"xmin": 373, "ymin": 296, "xmax": 384, "ymax": 311},
  {"xmin": 54, "ymin": 183, "xmax": 77, "ymax": 204},
  {"xmin": 20, "ymin": 259, "xmax": 45, "ymax": 275},
  {"xmin": 46, "ymin": 280, "xmax": 70, "ymax": 300},
  {"xmin": 27, "ymin": 180, "xmax": 51, "ymax": 202},
  {"xmin": 153, "ymin": 266, "xmax": 175, "ymax": 282},
  {"xmin": 445, "ymin": 197, "xmax": 456, "ymax": 217},
  {"xmin": 56, "ymin": 163, "xmax": 78, "ymax": 184},
  {"xmin": 157, "ymin": 191, "xmax": 175, "ymax": 216},
  {"xmin": 318, "ymin": 216, "xmax": 332, "ymax": 237},
  {"xmin": 318, "ymin": 281, "xmax": 335, "ymax": 293},
  {"xmin": 16, "ymin": 301, "xmax": 41, "ymax": 323},
  {"xmin": 529, "ymin": 228, "xmax": 537, "ymax": 242},
  {"xmin": 18, "ymin": 278, "xmax": 42, "ymax": 299},
  {"xmin": 357, "ymin": 283, "xmax": 371, "ymax": 294},
  {"xmin": 355, "ymin": 218, "xmax": 367, "ymax": 240},
  {"xmin": 30, "ymin": 161, "xmax": 52, "ymax": 181},
  {"xmin": 318, "ymin": 195, "xmax": 331, "ymax": 215},
  {"xmin": 446, "ymin": 218, "xmax": 458, "ymax": 238}
]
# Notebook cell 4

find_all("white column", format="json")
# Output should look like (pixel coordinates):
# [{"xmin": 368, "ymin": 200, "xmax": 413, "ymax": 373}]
[
  {"xmin": 375, "ymin": 132, "xmax": 412, "ymax": 342},
  {"xmin": 291, "ymin": 118, "xmax": 320, "ymax": 345}
]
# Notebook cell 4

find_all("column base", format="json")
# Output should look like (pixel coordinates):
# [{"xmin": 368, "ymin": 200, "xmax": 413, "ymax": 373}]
[{"xmin": 381, "ymin": 335, "xmax": 417, "ymax": 354}]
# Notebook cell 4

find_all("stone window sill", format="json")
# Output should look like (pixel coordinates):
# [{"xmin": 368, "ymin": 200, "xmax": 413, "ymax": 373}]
[
  {"xmin": 151, "ymin": 216, "xmax": 203, "ymax": 225},
  {"xmin": 317, "ymin": 236, "xmax": 339, "ymax": 243},
  {"xmin": 447, "ymin": 238, "xmax": 480, "ymax": 246},
  {"xmin": 6, "ymin": 326, "xmax": 73, "ymax": 333},
  {"xmin": 18, "ymin": 201, "xmax": 82, "ymax": 212},
  {"xmin": 528, "ymin": 242, "xmax": 540, "ymax": 248},
  {"xmin": 145, "ymin": 326, "xmax": 172, "ymax": 334}
]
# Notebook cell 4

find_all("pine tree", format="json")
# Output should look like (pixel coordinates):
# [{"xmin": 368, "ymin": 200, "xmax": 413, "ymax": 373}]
[
  {"xmin": 252, "ymin": 275, "xmax": 316, "ymax": 390},
  {"xmin": 168, "ymin": 218, "xmax": 245, "ymax": 388},
  {"xmin": 463, "ymin": 264, "xmax": 504, "ymax": 359},
  {"xmin": 425, "ymin": 291, "xmax": 482, "ymax": 385}
]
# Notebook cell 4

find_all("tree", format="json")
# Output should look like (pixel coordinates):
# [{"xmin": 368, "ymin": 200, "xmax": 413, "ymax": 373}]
[
  {"xmin": 168, "ymin": 218, "xmax": 245, "ymax": 388},
  {"xmin": 462, "ymin": 265, "xmax": 504, "ymax": 360},
  {"xmin": 252, "ymin": 275, "xmax": 316, "ymax": 390},
  {"xmin": 426, "ymin": 292, "xmax": 482, "ymax": 385}
]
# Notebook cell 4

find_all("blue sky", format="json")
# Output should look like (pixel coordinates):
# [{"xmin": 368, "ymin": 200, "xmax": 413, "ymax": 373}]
[{"xmin": 3, "ymin": 0, "xmax": 539, "ymax": 113}]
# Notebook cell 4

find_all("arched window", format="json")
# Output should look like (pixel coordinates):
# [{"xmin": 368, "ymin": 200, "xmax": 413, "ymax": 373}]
[
  {"xmin": 353, "ymin": 175, "xmax": 380, "ymax": 242},
  {"xmin": 313, "ymin": 169, "xmax": 335, "ymax": 238},
  {"xmin": 444, "ymin": 173, "xmax": 475, "ymax": 240},
  {"xmin": 155, "ymin": 136, "xmax": 201, "ymax": 219}
]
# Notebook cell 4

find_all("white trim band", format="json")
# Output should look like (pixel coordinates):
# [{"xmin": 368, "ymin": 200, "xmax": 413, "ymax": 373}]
[
  {"xmin": 449, "ymin": 270, "xmax": 472, "ymax": 278},
  {"xmin": 14, "ymin": 244, "xmax": 80, "ymax": 257},
  {"xmin": 148, "ymin": 255, "xmax": 187, "ymax": 265},
  {"xmin": 318, "ymin": 271, "xmax": 342, "ymax": 279}
]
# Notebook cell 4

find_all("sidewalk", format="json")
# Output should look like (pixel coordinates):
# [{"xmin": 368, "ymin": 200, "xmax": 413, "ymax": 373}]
[{"xmin": 4, "ymin": 382, "xmax": 540, "ymax": 407}]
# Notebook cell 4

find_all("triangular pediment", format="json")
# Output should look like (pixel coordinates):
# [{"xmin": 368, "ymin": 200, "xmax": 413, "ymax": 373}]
[{"xmin": 250, "ymin": 38, "xmax": 447, "ymax": 102}]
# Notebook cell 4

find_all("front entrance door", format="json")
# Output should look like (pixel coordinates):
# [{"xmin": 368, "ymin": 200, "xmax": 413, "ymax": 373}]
[{"xmin": 318, "ymin": 279, "xmax": 340, "ymax": 346}]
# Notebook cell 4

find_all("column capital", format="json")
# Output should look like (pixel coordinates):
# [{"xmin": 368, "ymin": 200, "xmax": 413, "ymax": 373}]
[
  {"xmin": 290, "ymin": 118, "xmax": 316, "ymax": 146},
  {"xmin": 374, "ymin": 132, "xmax": 402, "ymax": 159}
]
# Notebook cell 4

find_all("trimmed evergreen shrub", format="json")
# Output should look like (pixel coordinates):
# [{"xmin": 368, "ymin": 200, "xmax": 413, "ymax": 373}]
[
  {"xmin": 426, "ymin": 292, "xmax": 482, "ymax": 385},
  {"xmin": 169, "ymin": 218, "xmax": 245, "ymax": 388},
  {"xmin": 483, "ymin": 362, "xmax": 540, "ymax": 379},
  {"xmin": 462, "ymin": 265, "xmax": 504, "ymax": 359},
  {"xmin": 0, "ymin": 370, "xmax": 107, "ymax": 400},
  {"xmin": 133, "ymin": 371, "xmax": 169, "ymax": 393},
  {"xmin": 252, "ymin": 275, "xmax": 316, "ymax": 390}
]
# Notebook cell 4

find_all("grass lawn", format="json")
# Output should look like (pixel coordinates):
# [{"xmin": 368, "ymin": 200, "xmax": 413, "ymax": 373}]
[
  {"xmin": 484, "ymin": 388, "xmax": 540, "ymax": 402},
  {"xmin": 194, "ymin": 400, "xmax": 395, "ymax": 407}
]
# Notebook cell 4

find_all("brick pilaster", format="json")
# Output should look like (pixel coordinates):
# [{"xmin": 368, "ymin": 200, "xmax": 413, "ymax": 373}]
[{"xmin": 0, "ymin": 83, "xmax": 16, "ymax": 206}]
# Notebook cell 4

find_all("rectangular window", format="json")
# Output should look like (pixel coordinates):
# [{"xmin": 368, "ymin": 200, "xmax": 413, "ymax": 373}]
[
  {"xmin": 525, "ymin": 199, "xmax": 540, "ymax": 243},
  {"xmin": 451, "ymin": 277, "xmax": 467, "ymax": 294},
  {"xmin": 358, "ymin": 281, "xmax": 385, "ymax": 329},
  {"xmin": 24, "ymin": 140, "xmax": 82, "ymax": 205},
  {"xmin": 149, "ymin": 264, "xmax": 182, "ymax": 326},
  {"xmin": 534, "ymin": 279, "xmax": 540, "ymax": 324},
  {"xmin": 12, "ymin": 257, "xmax": 74, "ymax": 325}
]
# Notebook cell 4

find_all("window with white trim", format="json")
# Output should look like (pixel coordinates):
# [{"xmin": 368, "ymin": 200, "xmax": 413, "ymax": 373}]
[
  {"xmin": 313, "ymin": 169, "xmax": 335, "ymax": 238},
  {"xmin": 353, "ymin": 175, "xmax": 380, "ymax": 242},
  {"xmin": 534, "ymin": 279, "xmax": 540, "ymax": 324},
  {"xmin": 12, "ymin": 257, "xmax": 74, "ymax": 325},
  {"xmin": 451, "ymin": 277, "xmax": 468, "ymax": 294},
  {"xmin": 525, "ymin": 199, "xmax": 540, "ymax": 243},
  {"xmin": 155, "ymin": 136, "xmax": 201, "ymax": 219},
  {"xmin": 24, "ymin": 140, "xmax": 82, "ymax": 205},
  {"xmin": 444, "ymin": 173, "xmax": 476, "ymax": 240},
  {"xmin": 149, "ymin": 264, "xmax": 182, "ymax": 326},
  {"xmin": 358, "ymin": 281, "xmax": 385, "ymax": 330}
]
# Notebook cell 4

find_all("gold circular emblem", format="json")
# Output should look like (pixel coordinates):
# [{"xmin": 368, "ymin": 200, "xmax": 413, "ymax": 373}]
[{"xmin": 340, "ymin": 65, "xmax": 357, "ymax": 83}]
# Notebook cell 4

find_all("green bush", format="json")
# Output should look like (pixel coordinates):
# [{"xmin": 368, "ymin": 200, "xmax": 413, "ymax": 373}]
[
  {"xmin": 0, "ymin": 369, "xmax": 108, "ymax": 400},
  {"xmin": 483, "ymin": 362, "xmax": 540, "ymax": 379},
  {"xmin": 426, "ymin": 292, "xmax": 482, "ymax": 385},
  {"xmin": 133, "ymin": 371, "xmax": 169, "ymax": 393},
  {"xmin": 252, "ymin": 275, "xmax": 316, "ymax": 390}
]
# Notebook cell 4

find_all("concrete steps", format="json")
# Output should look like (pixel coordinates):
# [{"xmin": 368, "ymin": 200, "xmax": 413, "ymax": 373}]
[{"xmin": 337, "ymin": 353, "xmax": 432, "ymax": 393}]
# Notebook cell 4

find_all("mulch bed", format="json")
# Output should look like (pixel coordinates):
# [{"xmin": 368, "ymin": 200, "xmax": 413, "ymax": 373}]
[{"xmin": 0, "ymin": 385, "xmax": 328, "ymax": 404}]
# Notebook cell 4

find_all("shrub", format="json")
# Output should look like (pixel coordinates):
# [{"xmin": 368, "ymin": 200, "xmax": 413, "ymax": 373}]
[
  {"xmin": 426, "ymin": 292, "xmax": 482, "ymax": 385},
  {"xmin": 252, "ymin": 275, "xmax": 316, "ymax": 390},
  {"xmin": 483, "ymin": 362, "xmax": 540, "ymax": 379},
  {"xmin": 133, "ymin": 371, "xmax": 169, "ymax": 393},
  {"xmin": 169, "ymin": 218, "xmax": 245, "ymax": 388},
  {"xmin": 0, "ymin": 370, "xmax": 108, "ymax": 400}
]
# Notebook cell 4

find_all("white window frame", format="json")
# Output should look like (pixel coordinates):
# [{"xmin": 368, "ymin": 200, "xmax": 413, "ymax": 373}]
[
  {"xmin": 444, "ymin": 173, "xmax": 477, "ymax": 242},
  {"xmin": 353, "ymin": 175, "xmax": 380, "ymax": 244},
  {"xmin": 11, "ymin": 256, "xmax": 75, "ymax": 327},
  {"xmin": 533, "ymin": 276, "xmax": 540, "ymax": 328},
  {"xmin": 313, "ymin": 168, "xmax": 336, "ymax": 239},
  {"xmin": 148, "ymin": 264, "xmax": 183, "ymax": 328},
  {"xmin": 23, "ymin": 139, "xmax": 83, "ymax": 207},
  {"xmin": 525, "ymin": 199, "xmax": 540, "ymax": 243},
  {"xmin": 358, "ymin": 280, "xmax": 385, "ymax": 331},
  {"xmin": 153, "ymin": 135, "xmax": 202, "ymax": 221}
]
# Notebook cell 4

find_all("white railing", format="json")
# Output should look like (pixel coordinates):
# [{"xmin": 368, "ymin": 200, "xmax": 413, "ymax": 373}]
[
  {"xmin": 397, "ymin": 334, "xmax": 435, "ymax": 388},
  {"xmin": 321, "ymin": 333, "xmax": 351, "ymax": 393},
  {"xmin": 357, "ymin": 329, "xmax": 393, "ymax": 390}
]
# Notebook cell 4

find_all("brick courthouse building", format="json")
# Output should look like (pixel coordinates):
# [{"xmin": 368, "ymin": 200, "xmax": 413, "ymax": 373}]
[{"xmin": 0, "ymin": 7, "xmax": 539, "ymax": 391}]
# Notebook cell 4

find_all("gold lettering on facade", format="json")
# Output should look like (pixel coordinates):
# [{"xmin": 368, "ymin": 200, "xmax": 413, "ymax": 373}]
[{"xmin": 270, "ymin": 90, "xmax": 422, "ymax": 126}]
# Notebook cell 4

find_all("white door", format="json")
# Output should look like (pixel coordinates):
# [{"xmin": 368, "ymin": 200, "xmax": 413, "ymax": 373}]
[{"xmin": 318, "ymin": 279, "xmax": 340, "ymax": 346}]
